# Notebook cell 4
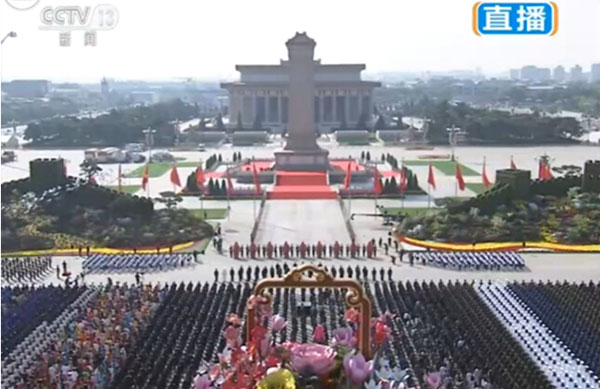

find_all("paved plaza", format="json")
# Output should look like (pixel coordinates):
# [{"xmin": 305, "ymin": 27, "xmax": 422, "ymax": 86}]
[{"xmin": 256, "ymin": 200, "xmax": 350, "ymax": 244}]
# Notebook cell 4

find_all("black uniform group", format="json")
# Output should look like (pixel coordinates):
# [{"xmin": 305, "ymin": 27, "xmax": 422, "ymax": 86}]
[
  {"xmin": 1, "ymin": 256, "xmax": 52, "ymax": 284},
  {"xmin": 213, "ymin": 263, "xmax": 394, "ymax": 283}
]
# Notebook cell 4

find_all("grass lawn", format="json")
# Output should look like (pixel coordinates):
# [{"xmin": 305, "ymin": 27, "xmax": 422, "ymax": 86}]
[
  {"xmin": 403, "ymin": 160, "xmax": 479, "ymax": 176},
  {"xmin": 466, "ymin": 183, "xmax": 489, "ymax": 195},
  {"xmin": 124, "ymin": 163, "xmax": 172, "ymax": 178},
  {"xmin": 189, "ymin": 208, "xmax": 228, "ymax": 220},
  {"xmin": 380, "ymin": 207, "xmax": 441, "ymax": 216},
  {"xmin": 177, "ymin": 161, "xmax": 202, "ymax": 168},
  {"xmin": 107, "ymin": 185, "xmax": 141, "ymax": 194}
]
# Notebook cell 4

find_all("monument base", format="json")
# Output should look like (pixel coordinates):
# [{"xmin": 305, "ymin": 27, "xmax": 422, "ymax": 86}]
[{"xmin": 274, "ymin": 149, "xmax": 330, "ymax": 171}]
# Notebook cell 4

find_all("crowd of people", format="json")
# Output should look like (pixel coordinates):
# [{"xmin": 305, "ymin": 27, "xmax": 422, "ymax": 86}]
[
  {"xmin": 2, "ymin": 284, "xmax": 162, "ymax": 388},
  {"xmin": 2, "ymin": 261, "xmax": 598, "ymax": 389},
  {"xmin": 227, "ymin": 239, "xmax": 392, "ymax": 260},
  {"xmin": 509, "ymin": 281, "xmax": 600, "ymax": 380},
  {"xmin": 83, "ymin": 254, "xmax": 195, "ymax": 274},
  {"xmin": 1, "ymin": 256, "xmax": 52, "ymax": 284},
  {"xmin": 413, "ymin": 251, "xmax": 525, "ymax": 271},
  {"xmin": 212, "ymin": 263, "xmax": 395, "ymax": 283},
  {"xmin": 373, "ymin": 281, "xmax": 553, "ymax": 388}
]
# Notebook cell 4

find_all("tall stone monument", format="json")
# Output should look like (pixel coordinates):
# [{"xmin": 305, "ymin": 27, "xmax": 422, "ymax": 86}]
[{"xmin": 275, "ymin": 32, "xmax": 330, "ymax": 171}]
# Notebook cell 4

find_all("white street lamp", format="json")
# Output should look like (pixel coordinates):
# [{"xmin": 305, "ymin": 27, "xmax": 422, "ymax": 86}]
[{"xmin": 1, "ymin": 31, "xmax": 17, "ymax": 45}]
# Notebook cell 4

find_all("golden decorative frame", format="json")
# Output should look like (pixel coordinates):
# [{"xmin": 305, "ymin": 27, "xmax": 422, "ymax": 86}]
[{"xmin": 246, "ymin": 264, "xmax": 372, "ymax": 358}]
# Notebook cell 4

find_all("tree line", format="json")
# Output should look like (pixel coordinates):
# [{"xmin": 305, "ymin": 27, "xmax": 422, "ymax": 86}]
[{"xmin": 24, "ymin": 99, "xmax": 198, "ymax": 147}]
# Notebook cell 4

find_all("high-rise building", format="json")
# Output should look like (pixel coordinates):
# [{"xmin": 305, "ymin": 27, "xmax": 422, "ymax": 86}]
[
  {"xmin": 520, "ymin": 66, "xmax": 551, "ymax": 82},
  {"xmin": 2, "ymin": 80, "xmax": 50, "ymax": 98},
  {"xmin": 101, "ymin": 77, "xmax": 110, "ymax": 98},
  {"xmin": 553, "ymin": 65, "xmax": 566, "ymax": 82},
  {"xmin": 591, "ymin": 63, "xmax": 600, "ymax": 82},
  {"xmin": 570, "ymin": 65, "xmax": 584, "ymax": 82}
]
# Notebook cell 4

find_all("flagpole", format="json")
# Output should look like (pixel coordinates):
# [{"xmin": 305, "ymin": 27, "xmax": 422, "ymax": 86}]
[
  {"xmin": 118, "ymin": 164, "xmax": 122, "ymax": 193},
  {"xmin": 401, "ymin": 158, "xmax": 405, "ymax": 209},
  {"xmin": 428, "ymin": 183, "xmax": 431, "ymax": 208}
]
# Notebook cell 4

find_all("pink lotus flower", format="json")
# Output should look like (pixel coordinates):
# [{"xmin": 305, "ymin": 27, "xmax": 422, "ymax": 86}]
[
  {"xmin": 223, "ymin": 325, "xmax": 241, "ymax": 348},
  {"xmin": 194, "ymin": 374, "xmax": 211, "ymax": 389},
  {"xmin": 332, "ymin": 327, "xmax": 354, "ymax": 347},
  {"xmin": 344, "ymin": 353, "xmax": 374, "ymax": 384},
  {"xmin": 313, "ymin": 325, "xmax": 326, "ymax": 343},
  {"xmin": 271, "ymin": 315, "xmax": 287, "ymax": 332},
  {"xmin": 289, "ymin": 343, "xmax": 336, "ymax": 376}
]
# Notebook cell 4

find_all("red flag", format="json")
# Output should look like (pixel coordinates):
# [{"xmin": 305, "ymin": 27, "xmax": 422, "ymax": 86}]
[
  {"xmin": 540, "ymin": 160, "xmax": 553, "ymax": 180},
  {"xmin": 373, "ymin": 168, "xmax": 383, "ymax": 195},
  {"xmin": 456, "ymin": 163, "xmax": 465, "ymax": 191},
  {"xmin": 252, "ymin": 164, "xmax": 261, "ymax": 195},
  {"xmin": 343, "ymin": 162, "xmax": 352, "ymax": 189},
  {"xmin": 510, "ymin": 156, "xmax": 517, "ymax": 170},
  {"xmin": 170, "ymin": 165, "xmax": 181, "ymax": 187},
  {"xmin": 427, "ymin": 163, "xmax": 436, "ymax": 190},
  {"xmin": 399, "ymin": 166, "xmax": 407, "ymax": 193},
  {"xmin": 226, "ymin": 167, "xmax": 234, "ymax": 195},
  {"xmin": 141, "ymin": 164, "xmax": 149, "ymax": 190},
  {"xmin": 196, "ymin": 165, "xmax": 205, "ymax": 187},
  {"xmin": 482, "ymin": 159, "xmax": 492, "ymax": 189}
]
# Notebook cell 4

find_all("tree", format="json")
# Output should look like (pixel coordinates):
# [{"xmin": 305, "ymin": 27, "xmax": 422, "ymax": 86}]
[
  {"xmin": 356, "ymin": 112, "xmax": 368, "ymax": 130},
  {"xmin": 395, "ymin": 114, "xmax": 404, "ymax": 129},
  {"xmin": 236, "ymin": 112, "xmax": 243, "ymax": 130},
  {"xmin": 366, "ymin": 151, "xmax": 371, "ymax": 161},
  {"xmin": 208, "ymin": 178, "xmax": 215, "ymax": 195},
  {"xmin": 155, "ymin": 191, "xmax": 182, "ymax": 210},
  {"xmin": 361, "ymin": 151, "xmax": 365, "ymax": 160},
  {"xmin": 381, "ymin": 153, "xmax": 386, "ymax": 162},
  {"xmin": 79, "ymin": 160, "xmax": 102, "ymax": 182},
  {"xmin": 374, "ymin": 115, "xmax": 386, "ymax": 130},
  {"xmin": 552, "ymin": 164, "xmax": 582, "ymax": 177},
  {"xmin": 389, "ymin": 176, "xmax": 398, "ymax": 192},
  {"xmin": 216, "ymin": 113, "xmax": 226, "ymax": 131},
  {"xmin": 218, "ymin": 154, "xmax": 223, "ymax": 163}
]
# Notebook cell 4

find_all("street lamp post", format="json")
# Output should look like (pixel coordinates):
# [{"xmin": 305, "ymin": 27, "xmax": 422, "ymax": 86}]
[
  {"xmin": 1, "ymin": 31, "xmax": 17, "ymax": 45},
  {"xmin": 447, "ymin": 125, "xmax": 460, "ymax": 161},
  {"xmin": 141, "ymin": 127, "xmax": 156, "ymax": 196}
]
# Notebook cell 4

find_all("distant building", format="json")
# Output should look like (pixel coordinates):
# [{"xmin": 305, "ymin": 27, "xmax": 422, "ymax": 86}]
[
  {"xmin": 2, "ymin": 80, "xmax": 50, "ymax": 98},
  {"xmin": 130, "ymin": 91, "xmax": 158, "ymax": 104},
  {"xmin": 221, "ymin": 36, "xmax": 381, "ymax": 134},
  {"xmin": 591, "ymin": 63, "xmax": 600, "ymax": 82},
  {"xmin": 570, "ymin": 65, "xmax": 584, "ymax": 82},
  {"xmin": 101, "ymin": 77, "xmax": 110, "ymax": 98},
  {"xmin": 520, "ymin": 66, "xmax": 551, "ymax": 82},
  {"xmin": 552, "ymin": 65, "xmax": 566, "ymax": 82},
  {"xmin": 509, "ymin": 69, "xmax": 520, "ymax": 80}
]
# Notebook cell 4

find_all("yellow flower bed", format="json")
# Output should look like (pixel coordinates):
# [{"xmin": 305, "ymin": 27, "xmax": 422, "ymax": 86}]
[
  {"xmin": 397, "ymin": 235, "xmax": 600, "ymax": 252},
  {"xmin": 2, "ymin": 240, "xmax": 196, "ymax": 257}
]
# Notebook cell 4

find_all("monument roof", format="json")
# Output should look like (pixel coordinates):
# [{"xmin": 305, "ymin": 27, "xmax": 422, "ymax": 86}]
[{"xmin": 285, "ymin": 32, "xmax": 316, "ymax": 47}]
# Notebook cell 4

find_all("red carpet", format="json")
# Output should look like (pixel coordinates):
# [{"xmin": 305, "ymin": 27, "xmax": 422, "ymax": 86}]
[
  {"xmin": 268, "ymin": 171, "xmax": 337, "ymax": 200},
  {"xmin": 330, "ymin": 159, "xmax": 365, "ymax": 172}
]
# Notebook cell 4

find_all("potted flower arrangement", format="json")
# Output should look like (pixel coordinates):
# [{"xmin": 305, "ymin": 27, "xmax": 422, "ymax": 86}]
[{"xmin": 193, "ymin": 296, "xmax": 412, "ymax": 389}]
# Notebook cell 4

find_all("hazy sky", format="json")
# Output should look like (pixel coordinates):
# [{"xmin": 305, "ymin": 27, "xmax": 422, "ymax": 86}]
[{"xmin": 1, "ymin": 0, "xmax": 599, "ymax": 82}]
